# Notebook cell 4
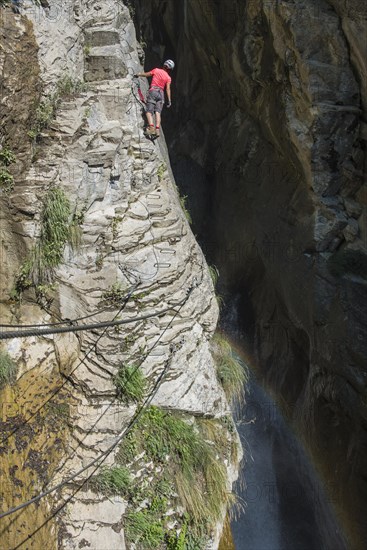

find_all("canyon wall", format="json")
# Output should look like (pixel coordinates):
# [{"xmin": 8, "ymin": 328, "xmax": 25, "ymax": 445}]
[
  {"xmin": 0, "ymin": 1, "xmax": 239, "ymax": 548},
  {"xmin": 132, "ymin": 0, "xmax": 367, "ymax": 547}
]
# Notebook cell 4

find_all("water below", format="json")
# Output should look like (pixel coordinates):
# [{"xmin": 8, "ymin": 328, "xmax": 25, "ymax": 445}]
[
  {"xmin": 231, "ymin": 375, "xmax": 347, "ymax": 550},
  {"xmin": 221, "ymin": 298, "xmax": 347, "ymax": 550}
]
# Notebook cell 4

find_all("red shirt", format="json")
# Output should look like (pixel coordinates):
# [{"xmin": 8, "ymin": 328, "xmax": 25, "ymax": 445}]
[{"xmin": 149, "ymin": 68, "xmax": 171, "ymax": 90}]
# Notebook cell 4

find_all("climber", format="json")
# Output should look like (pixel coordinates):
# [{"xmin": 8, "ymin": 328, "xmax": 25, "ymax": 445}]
[{"xmin": 134, "ymin": 59, "xmax": 174, "ymax": 138}]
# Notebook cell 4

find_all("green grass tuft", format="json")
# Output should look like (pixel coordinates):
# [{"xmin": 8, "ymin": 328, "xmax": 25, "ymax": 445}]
[
  {"xmin": 116, "ymin": 432, "xmax": 137, "ymax": 464},
  {"xmin": 179, "ymin": 195, "xmax": 192, "ymax": 224},
  {"xmin": 119, "ymin": 407, "xmax": 229, "ymax": 530},
  {"xmin": 208, "ymin": 265, "xmax": 219, "ymax": 287},
  {"xmin": 0, "ymin": 169, "xmax": 14, "ymax": 191},
  {"xmin": 130, "ymin": 407, "xmax": 204, "ymax": 464},
  {"xmin": 207, "ymin": 264, "xmax": 224, "ymax": 309},
  {"xmin": 167, "ymin": 523, "xmax": 188, "ymax": 550},
  {"xmin": 0, "ymin": 146, "xmax": 16, "ymax": 191},
  {"xmin": 14, "ymin": 186, "xmax": 72, "ymax": 297},
  {"xmin": 83, "ymin": 44, "xmax": 91, "ymax": 57},
  {"xmin": 56, "ymin": 74, "xmax": 89, "ymax": 97},
  {"xmin": 102, "ymin": 282, "xmax": 127, "ymax": 306},
  {"xmin": 40, "ymin": 186, "xmax": 71, "ymax": 267},
  {"xmin": 0, "ymin": 350, "xmax": 18, "ymax": 388},
  {"xmin": 157, "ymin": 162, "xmax": 166, "ymax": 182},
  {"xmin": 125, "ymin": 510, "xmax": 165, "ymax": 549},
  {"xmin": 28, "ymin": 74, "xmax": 88, "ymax": 141},
  {"xmin": 115, "ymin": 408, "xmax": 239, "ymax": 547},
  {"xmin": 0, "ymin": 147, "xmax": 16, "ymax": 166},
  {"xmin": 212, "ymin": 333, "xmax": 248, "ymax": 403},
  {"xmin": 94, "ymin": 466, "xmax": 131, "ymax": 496},
  {"xmin": 28, "ymin": 96, "xmax": 58, "ymax": 141},
  {"xmin": 114, "ymin": 364, "xmax": 146, "ymax": 404}
]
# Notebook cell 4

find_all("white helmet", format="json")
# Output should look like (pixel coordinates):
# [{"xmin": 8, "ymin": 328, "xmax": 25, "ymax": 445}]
[{"xmin": 163, "ymin": 59, "xmax": 175, "ymax": 70}]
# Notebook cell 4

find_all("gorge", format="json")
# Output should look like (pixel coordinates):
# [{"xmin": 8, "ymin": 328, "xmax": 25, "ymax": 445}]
[
  {"xmin": 0, "ymin": 0, "xmax": 366, "ymax": 549},
  {"xmin": 132, "ymin": 0, "xmax": 367, "ymax": 548}
]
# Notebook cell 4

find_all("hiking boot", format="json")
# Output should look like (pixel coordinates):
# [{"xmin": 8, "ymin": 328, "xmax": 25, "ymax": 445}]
[
  {"xmin": 145, "ymin": 125, "xmax": 156, "ymax": 136},
  {"xmin": 155, "ymin": 127, "xmax": 160, "ymax": 137}
]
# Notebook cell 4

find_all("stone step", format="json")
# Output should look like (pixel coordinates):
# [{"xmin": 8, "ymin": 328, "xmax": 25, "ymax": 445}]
[
  {"xmin": 83, "ymin": 146, "xmax": 117, "ymax": 167},
  {"xmin": 84, "ymin": 46, "xmax": 127, "ymax": 82},
  {"xmin": 85, "ymin": 29, "xmax": 120, "ymax": 47}
]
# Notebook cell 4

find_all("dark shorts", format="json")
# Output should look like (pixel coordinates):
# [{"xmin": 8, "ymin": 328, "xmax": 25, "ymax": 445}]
[{"xmin": 146, "ymin": 87, "xmax": 165, "ymax": 114}]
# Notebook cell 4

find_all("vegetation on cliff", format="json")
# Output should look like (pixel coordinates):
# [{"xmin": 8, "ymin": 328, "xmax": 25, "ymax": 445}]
[
  {"xmin": 114, "ymin": 363, "xmax": 146, "ymax": 404},
  {"xmin": 0, "ymin": 350, "xmax": 18, "ymax": 388},
  {"xmin": 13, "ymin": 186, "xmax": 83, "ymax": 301},
  {"xmin": 92, "ymin": 406, "xmax": 239, "ymax": 549},
  {"xmin": 0, "ymin": 146, "xmax": 15, "ymax": 192}
]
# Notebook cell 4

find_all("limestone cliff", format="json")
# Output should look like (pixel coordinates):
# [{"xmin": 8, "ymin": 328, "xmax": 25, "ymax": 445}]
[
  {"xmin": 132, "ymin": 0, "xmax": 367, "ymax": 548},
  {"xmin": 0, "ymin": 1, "xmax": 241, "ymax": 548}
]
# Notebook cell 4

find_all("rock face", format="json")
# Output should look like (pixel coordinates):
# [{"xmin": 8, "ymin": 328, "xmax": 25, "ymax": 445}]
[
  {"xmin": 132, "ymin": 0, "xmax": 367, "ymax": 548},
  {"xmin": 0, "ymin": 1, "xmax": 239, "ymax": 548}
]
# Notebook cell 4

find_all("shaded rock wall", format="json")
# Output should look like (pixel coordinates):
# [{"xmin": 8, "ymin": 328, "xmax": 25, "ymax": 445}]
[
  {"xmin": 132, "ymin": 0, "xmax": 367, "ymax": 547},
  {"xmin": 0, "ymin": 7, "xmax": 41, "ymax": 299},
  {"xmin": 0, "ymin": 1, "xmax": 238, "ymax": 548}
]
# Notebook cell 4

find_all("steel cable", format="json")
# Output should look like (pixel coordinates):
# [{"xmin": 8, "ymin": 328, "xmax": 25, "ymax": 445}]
[{"xmin": 0, "ymin": 285, "xmax": 193, "ymax": 528}]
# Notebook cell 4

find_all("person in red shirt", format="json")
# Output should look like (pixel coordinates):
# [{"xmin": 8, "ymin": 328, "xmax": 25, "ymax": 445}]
[{"xmin": 134, "ymin": 60, "xmax": 174, "ymax": 137}]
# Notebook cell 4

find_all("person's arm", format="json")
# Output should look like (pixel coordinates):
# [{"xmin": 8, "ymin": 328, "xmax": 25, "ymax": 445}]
[
  {"xmin": 134, "ymin": 71, "xmax": 153, "ymax": 78},
  {"xmin": 166, "ymin": 82, "xmax": 171, "ymax": 107}
]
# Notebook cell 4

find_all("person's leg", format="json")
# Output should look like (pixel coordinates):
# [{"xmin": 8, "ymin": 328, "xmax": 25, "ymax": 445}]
[
  {"xmin": 154, "ymin": 91, "xmax": 164, "ymax": 136},
  {"xmin": 145, "ymin": 91, "xmax": 156, "ymax": 134},
  {"xmin": 146, "ymin": 111, "xmax": 154, "ymax": 127},
  {"xmin": 155, "ymin": 112, "xmax": 161, "ymax": 135},
  {"xmin": 145, "ymin": 110, "xmax": 155, "ymax": 135}
]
